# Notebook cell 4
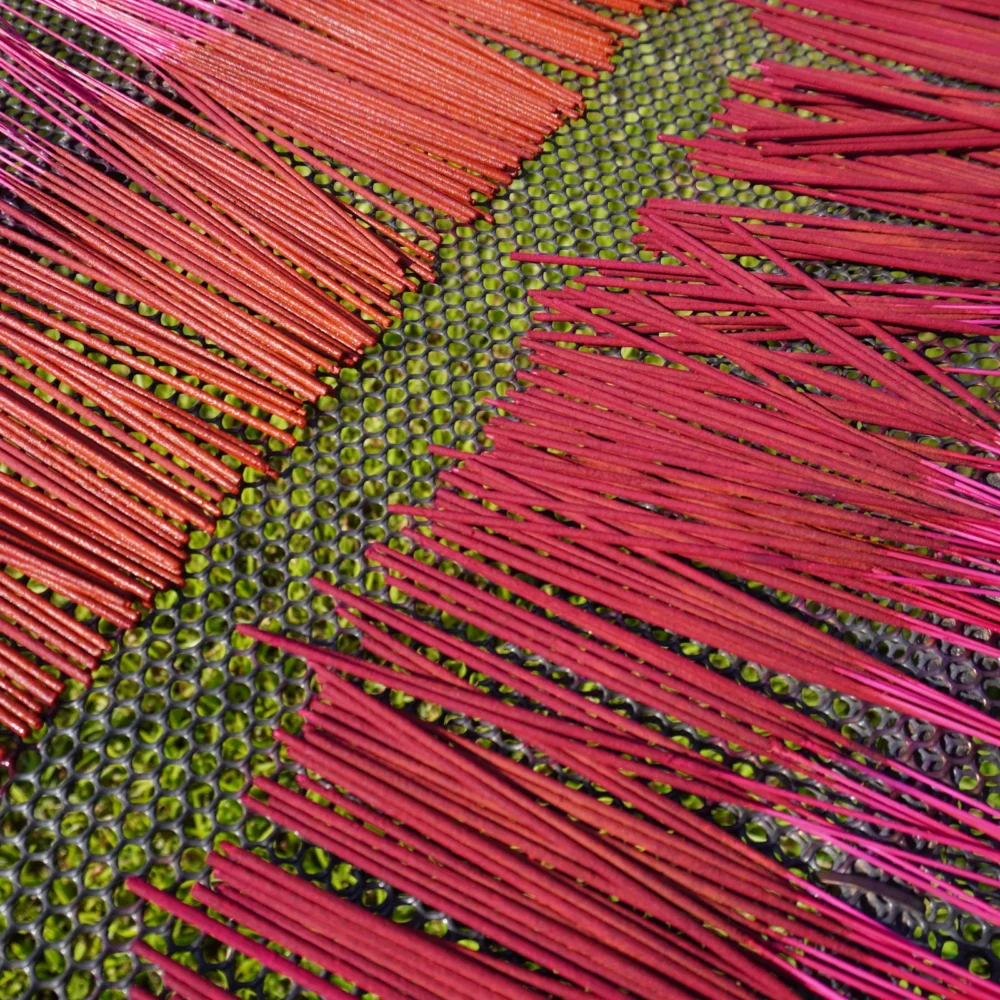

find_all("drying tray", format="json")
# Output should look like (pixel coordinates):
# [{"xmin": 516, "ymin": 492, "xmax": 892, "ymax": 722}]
[{"xmin": 2, "ymin": 1, "xmax": 1000, "ymax": 997}]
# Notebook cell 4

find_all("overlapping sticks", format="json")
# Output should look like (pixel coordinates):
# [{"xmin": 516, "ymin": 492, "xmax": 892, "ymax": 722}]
[
  {"xmin": 127, "ymin": 216, "xmax": 1000, "ymax": 996},
  {"xmin": 127, "ymin": 595, "xmax": 1000, "ymax": 1000},
  {"xmin": 672, "ymin": 7, "xmax": 1000, "ymax": 229},
  {"xmin": 38, "ymin": 0, "xmax": 651, "ymax": 227},
  {"xmin": 0, "ymin": 0, "xmax": 663, "ymax": 746},
  {"xmin": 734, "ymin": 0, "xmax": 1000, "ymax": 89}
]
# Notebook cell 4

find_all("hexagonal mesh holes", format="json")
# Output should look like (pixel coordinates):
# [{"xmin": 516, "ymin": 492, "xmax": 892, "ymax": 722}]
[{"xmin": 3, "ymin": 1, "xmax": 1000, "ymax": 999}]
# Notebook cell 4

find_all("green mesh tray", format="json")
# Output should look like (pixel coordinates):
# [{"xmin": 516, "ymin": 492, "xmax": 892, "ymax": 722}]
[{"xmin": 2, "ymin": 1, "xmax": 1000, "ymax": 998}]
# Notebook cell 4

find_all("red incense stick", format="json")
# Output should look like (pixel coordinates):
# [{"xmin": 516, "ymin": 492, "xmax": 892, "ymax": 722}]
[
  {"xmin": 132, "ymin": 942, "xmax": 240, "ymax": 1000},
  {"xmin": 228, "ymin": 610, "xmax": 1000, "ymax": 999},
  {"xmin": 0, "ymin": 0, "xmax": 681, "ymax": 756}
]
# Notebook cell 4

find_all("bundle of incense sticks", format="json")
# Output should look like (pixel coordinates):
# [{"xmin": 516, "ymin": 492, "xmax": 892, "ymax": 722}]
[
  {"xmin": 667, "ymin": 61, "xmax": 1000, "ymax": 233},
  {"xmin": 636, "ymin": 201, "xmax": 1000, "ymax": 284},
  {"xmin": 131, "ymin": 851, "xmax": 608, "ymax": 1000},
  {"xmin": 0, "ymin": 245, "xmax": 245, "ymax": 715},
  {"xmin": 733, "ymin": 0, "xmax": 1000, "ymax": 89},
  {"xmin": 0, "ymin": 0, "xmax": 673, "ymax": 750},
  {"xmin": 0, "ymin": 598, "xmax": 80, "ymax": 739},
  {"xmin": 0, "ymin": 38, "xmax": 316, "ymax": 737},
  {"xmin": 37, "ymin": 0, "xmax": 654, "ymax": 230},
  {"xmin": 0, "ymin": 12, "xmax": 336, "ymax": 745},
  {"xmin": 131, "ymin": 944, "xmax": 240, "ymax": 1000},
  {"xmin": 472, "ymin": 247, "xmax": 1000, "ymax": 743},
  {"xmin": 516, "ymin": 206, "xmax": 1000, "ymax": 444},
  {"xmin": 0, "ymin": 27, "xmax": 384, "ymax": 364},
  {"xmin": 129, "ymin": 612, "xmax": 1000, "ymax": 1000}
]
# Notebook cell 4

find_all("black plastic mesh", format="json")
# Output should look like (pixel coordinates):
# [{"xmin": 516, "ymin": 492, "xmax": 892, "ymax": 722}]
[{"xmin": 2, "ymin": 1, "xmax": 1000, "ymax": 998}]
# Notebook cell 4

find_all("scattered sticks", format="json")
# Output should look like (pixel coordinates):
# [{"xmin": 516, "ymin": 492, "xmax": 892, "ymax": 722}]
[
  {"xmin": 509, "ymin": 218, "xmax": 1000, "ymax": 723},
  {"xmin": 129, "ymin": 231, "xmax": 1000, "ymax": 995},
  {"xmin": 671, "ymin": 9, "xmax": 1000, "ymax": 229},
  {"xmin": 128, "ymin": 204, "xmax": 1000, "ymax": 1000},
  {"xmin": 733, "ymin": 0, "xmax": 1000, "ymax": 89},
  {"xmin": 127, "ymin": 596, "xmax": 1000, "ymax": 1000}
]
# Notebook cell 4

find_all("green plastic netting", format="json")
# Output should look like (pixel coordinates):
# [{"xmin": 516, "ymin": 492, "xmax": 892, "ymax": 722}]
[{"xmin": 2, "ymin": 1, "xmax": 1000, "ymax": 997}]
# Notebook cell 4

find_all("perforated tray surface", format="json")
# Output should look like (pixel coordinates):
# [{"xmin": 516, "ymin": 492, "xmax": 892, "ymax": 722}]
[{"xmin": 3, "ymin": 1, "xmax": 1000, "ymax": 998}]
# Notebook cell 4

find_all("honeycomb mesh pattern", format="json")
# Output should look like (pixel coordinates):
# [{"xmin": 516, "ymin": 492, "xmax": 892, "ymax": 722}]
[{"xmin": 2, "ymin": 1, "xmax": 1000, "ymax": 998}]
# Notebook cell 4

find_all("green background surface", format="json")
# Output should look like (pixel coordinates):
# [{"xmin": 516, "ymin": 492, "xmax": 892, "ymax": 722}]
[{"xmin": 2, "ymin": 1, "xmax": 1000, "ymax": 997}]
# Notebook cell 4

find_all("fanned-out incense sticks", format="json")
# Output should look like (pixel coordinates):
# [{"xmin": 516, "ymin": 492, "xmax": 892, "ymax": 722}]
[
  {"xmin": 0, "ymin": 264, "xmax": 246, "ymax": 703},
  {"xmin": 495, "ymin": 232, "xmax": 1000, "ymax": 745},
  {"xmin": 134, "ymin": 201, "xmax": 1000, "ymax": 992},
  {"xmin": 669, "ymin": 60, "xmax": 1000, "ymax": 233},
  {"xmin": 636, "ymin": 201, "xmax": 1000, "ymax": 284},
  {"xmin": 0, "ymin": 21, "xmax": 350, "ymax": 740},
  {"xmin": 734, "ymin": 0, "xmax": 1000, "ymax": 88},
  {"xmin": 127, "ymin": 606, "xmax": 1000, "ymax": 1000},
  {"xmin": 38, "ymin": 0, "xmax": 650, "ymax": 227},
  {"xmin": 124, "ymin": 211, "xmax": 1000, "ymax": 1000},
  {"xmin": 0, "ymin": 0, "xmax": 667, "ymax": 751}
]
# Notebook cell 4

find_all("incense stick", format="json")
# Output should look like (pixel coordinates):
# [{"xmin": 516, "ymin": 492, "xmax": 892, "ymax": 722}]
[
  {"xmin": 133, "ymin": 594, "xmax": 1000, "ymax": 1000},
  {"xmin": 0, "ymin": 0, "xmax": 677, "ymax": 754},
  {"xmin": 678, "ymin": 9, "xmax": 1000, "ymax": 229}
]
